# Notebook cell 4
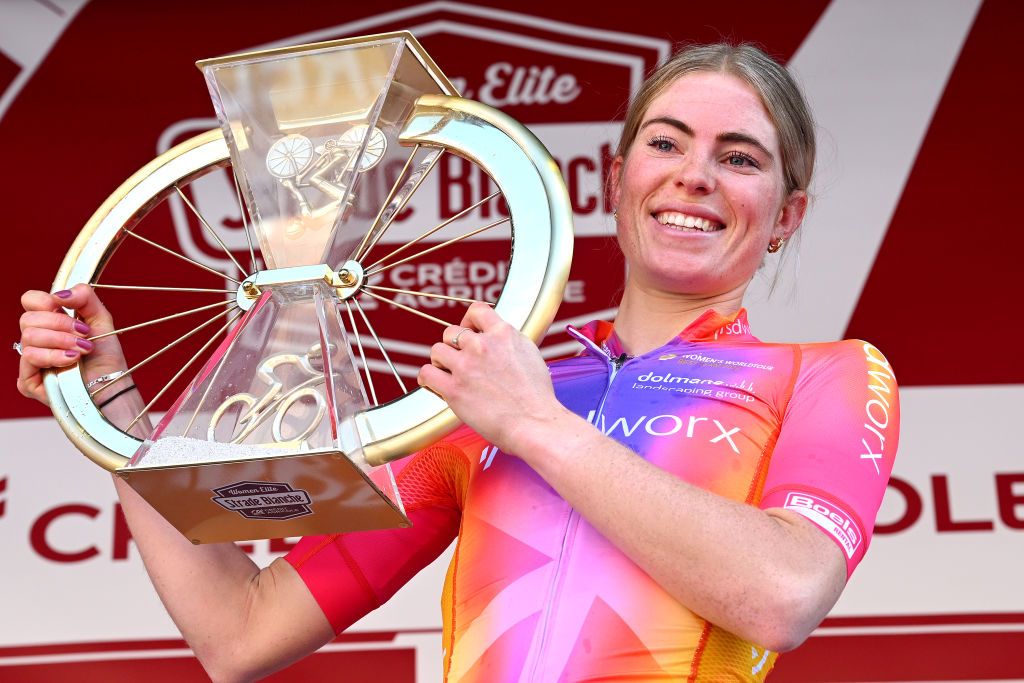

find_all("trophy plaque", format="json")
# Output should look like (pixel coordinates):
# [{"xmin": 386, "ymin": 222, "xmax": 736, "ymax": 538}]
[{"xmin": 45, "ymin": 32, "xmax": 573, "ymax": 544}]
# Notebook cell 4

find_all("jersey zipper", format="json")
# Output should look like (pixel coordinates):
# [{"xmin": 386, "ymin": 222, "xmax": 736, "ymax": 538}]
[
  {"xmin": 527, "ymin": 349, "xmax": 631, "ymax": 681},
  {"xmin": 594, "ymin": 352, "xmax": 628, "ymax": 419}
]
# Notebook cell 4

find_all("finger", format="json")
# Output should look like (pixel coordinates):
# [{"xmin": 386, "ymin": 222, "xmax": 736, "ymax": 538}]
[
  {"xmin": 430, "ymin": 342, "xmax": 458, "ymax": 371},
  {"xmin": 442, "ymin": 325, "xmax": 462, "ymax": 346},
  {"xmin": 20, "ymin": 345, "xmax": 81, "ymax": 371},
  {"xmin": 443, "ymin": 325, "xmax": 477, "ymax": 350},
  {"xmin": 59, "ymin": 284, "xmax": 114, "ymax": 333},
  {"xmin": 18, "ymin": 355, "xmax": 40, "ymax": 384},
  {"xmin": 16, "ymin": 357, "xmax": 48, "ymax": 404},
  {"xmin": 22, "ymin": 327, "xmax": 95, "ymax": 354},
  {"xmin": 461, "ymin": 301, "xmax": 504, "ymax": 332},
  {"xmin": 20, "ymin": 310, "xmax": 92, "ymax": 336},
  {"xmin": 418, "ymin": 363, "xmax": 453, "ymax": 399},
  {"xmin": 21, "ymin": 289, "xmax": 62, "ymax": 313},
  {"xmin": 22, "ymin": 285, "xmax": 111, "ymax": 333}
]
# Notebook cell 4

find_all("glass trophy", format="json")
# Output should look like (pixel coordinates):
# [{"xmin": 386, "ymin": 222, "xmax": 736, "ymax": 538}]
[
  {"xmin": 119, "ymin": 34, "xmax": 459, "ymax": 544},
  {"xmin": 44, "ymin": 30, "xmax": 573, "ymax": 545}
]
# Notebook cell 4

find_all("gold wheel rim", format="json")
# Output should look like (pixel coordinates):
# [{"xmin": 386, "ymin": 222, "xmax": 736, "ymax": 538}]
[{"xmin": 47, "ymin": 96, "xmax": 573, "ymax": 472}]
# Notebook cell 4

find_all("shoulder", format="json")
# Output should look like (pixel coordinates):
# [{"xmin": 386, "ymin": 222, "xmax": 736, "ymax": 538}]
[
  {"xmin": 776, "ymin": 338, "xmax": 900, "ymax": 442},
  {"xmin": 793, "ymin": 339, "xmax": 897, "ymax": 385}
]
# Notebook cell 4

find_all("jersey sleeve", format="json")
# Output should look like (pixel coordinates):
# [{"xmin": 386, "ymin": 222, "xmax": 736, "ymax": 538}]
[
  {"xmin": 284, "ymin": 439, "xmax": 471, "ymax": 633},
  {"xmin": 758, "ymin": 340, "xmax": 899, "ymax": 577}
]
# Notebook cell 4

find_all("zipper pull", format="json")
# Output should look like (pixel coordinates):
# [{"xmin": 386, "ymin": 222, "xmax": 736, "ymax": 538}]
[{"xmin": 613, "ymin": 352, "xmax": 629, "ymax": 369}]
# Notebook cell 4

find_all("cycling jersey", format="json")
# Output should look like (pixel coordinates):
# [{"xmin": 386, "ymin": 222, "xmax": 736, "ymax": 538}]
[{"xmin": 286, "ymin": 308, "xmax": 899, "ymax": 681}]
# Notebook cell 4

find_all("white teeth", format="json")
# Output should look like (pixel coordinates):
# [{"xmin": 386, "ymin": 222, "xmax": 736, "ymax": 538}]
[{"xmin": 654, "ymin": 211, "xmax": 720, "ymax": 232}]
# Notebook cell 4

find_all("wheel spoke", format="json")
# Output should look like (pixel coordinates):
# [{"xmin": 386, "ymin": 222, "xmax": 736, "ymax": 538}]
[
  {"xmin": 123, "ymin": 229, "xmax": 242, "ymax": 284},
  {"xmin": 352, "ymin": 144, "xmax": 420, "ymax": 261},
  {"xmin": 231, "ymin": 169, "xmax": 259, "ymax": 274},
  {"xmin": 89, "ymin": 300, "xmax": 237, "ymax": 341},
  {"xmin": 344, "ymin": 301, "xmax": 378, "ymax": 406},
  {"xmin": 361, "ymin": 289, "xmax": 456, "ymax": 328},
  {"xmin": 365, "ymin": 217, "xmax": 509, "ymax": 278},
  {"xmin": 126, "ymin": 309, "xmax": 244, "ymax": 432},
  {"xmin": 364, "ymin": 191, "xmax": 500, "ymax": 273},
  {"xmin": 353, "ymin": 298, "xmax": 408, "ymax": 393},
  {"xmin": 90, "ymin": 306, "xmax": 238, "ymax": 399},
  {"xmin": 356, "ymin": 148, "xmax": 443, "ymax": 262},
  {"xmin": 174, "ymin": 186, "xmax": 250, "ymax": 278},
  {"xmin": 359, "ymin": 357, "xmax": 421, "ymax": 379},
  {"xmin": 365, "ymin": 284, "xmax": 493, "ymax": 307},
  {"xmin": 91, "ymin": 284, "xmax": 235, "ymax": 294}
]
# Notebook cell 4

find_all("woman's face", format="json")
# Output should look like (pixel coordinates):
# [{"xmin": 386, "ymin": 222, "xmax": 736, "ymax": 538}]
[{"xmin": 611, "ymin": 71, "xmax": 806, "ymax": 298}]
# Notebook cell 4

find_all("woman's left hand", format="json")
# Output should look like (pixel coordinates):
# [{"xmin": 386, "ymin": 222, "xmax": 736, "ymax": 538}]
[{"xmin": 418, "ymin": 303, "xmax": 565, "ymax": 454}]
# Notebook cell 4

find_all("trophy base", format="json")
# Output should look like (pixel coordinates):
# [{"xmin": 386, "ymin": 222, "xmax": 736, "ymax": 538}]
[{"xmin": 119, "ymin": 449, "xmax": 409, "ymax": 544}]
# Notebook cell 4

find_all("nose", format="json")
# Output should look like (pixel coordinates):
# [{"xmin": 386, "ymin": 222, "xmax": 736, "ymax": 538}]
[{"xmin": 675, "ymin": 155, "xmax": 715, "ymax": 194}]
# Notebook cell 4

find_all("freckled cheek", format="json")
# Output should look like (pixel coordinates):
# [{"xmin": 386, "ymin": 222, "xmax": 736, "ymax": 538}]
[{"xmin": 733, "ymin": 196, "xmax": 777, "ymax": 231}]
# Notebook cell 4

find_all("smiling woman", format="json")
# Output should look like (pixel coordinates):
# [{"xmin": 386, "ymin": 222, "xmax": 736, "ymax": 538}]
[
  {"xmin": 17, "ymin": 42, "xmax": 897, "ymax": 682},
  {"xmin": 412, "ymin": 42, "xmax": 897, "ymax": 681},
  {"xmin": 608, "ymin": 45, "xmax": 815, "ymax": 341},
  {"xmin": 610, "ymin": 70, "xmax": 809, "ymax": 336}
]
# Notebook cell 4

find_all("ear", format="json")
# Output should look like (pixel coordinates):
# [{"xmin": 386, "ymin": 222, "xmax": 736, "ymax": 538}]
[
  {"xmin": 774, "ymin": 189, "xmax": 807, "ymax": 241},
  {"xmin": 609, "ymin": 155, "xmax": 624, "ymax": 209}
]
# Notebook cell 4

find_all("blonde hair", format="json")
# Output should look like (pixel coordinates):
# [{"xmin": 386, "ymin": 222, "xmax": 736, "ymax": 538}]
[{"xmin": 616, "ymin": 43, "xmax": 816, "ymax": 195}]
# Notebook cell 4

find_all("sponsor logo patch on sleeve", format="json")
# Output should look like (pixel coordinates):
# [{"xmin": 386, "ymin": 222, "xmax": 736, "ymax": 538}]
[{"xmin": 784, "ymin": 492, "xmax": 862, "ymax": 559}]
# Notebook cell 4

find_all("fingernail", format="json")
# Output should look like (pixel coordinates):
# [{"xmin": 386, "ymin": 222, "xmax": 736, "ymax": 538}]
[
  {"xmin": 74, "ymin": 321, "xmax": 90, "ymax": 334},
  {"xmin": 76, "ymin": 338, "xmax": 94, "ymax": 351},
  {"xmin": 64, "ymin": 350, "xmax": 79, "ymax": 358},
  {"xmin": 54, "ymin": 290, "xmax": 72, "ymax": 299}
]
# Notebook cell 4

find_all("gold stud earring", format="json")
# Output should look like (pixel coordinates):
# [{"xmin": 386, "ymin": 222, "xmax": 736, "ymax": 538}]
[{"xmin": 767, "ymin": 237, "xmax": 785, "ymax": 253}]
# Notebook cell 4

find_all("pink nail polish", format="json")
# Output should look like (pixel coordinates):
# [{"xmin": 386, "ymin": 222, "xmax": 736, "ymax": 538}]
[
  {"xmin": 64, "ymin": 350, "xmax": 79, "ymax": 358},
  {"xmin": 74, "ymin": 321, "xmax": 90, "ymax": 334},
  {"xmin": 54, "ymin": 290, "xmax": 72, "ymax": 299},
  {"xmin": 76, "ymin": 338, "xmax": 94, "ymax": 351}
]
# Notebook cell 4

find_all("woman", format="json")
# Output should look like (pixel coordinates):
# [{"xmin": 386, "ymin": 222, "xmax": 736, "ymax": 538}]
[{"xmin": 17, "ymin": 43, "xmax": 898, "ymax": 681}]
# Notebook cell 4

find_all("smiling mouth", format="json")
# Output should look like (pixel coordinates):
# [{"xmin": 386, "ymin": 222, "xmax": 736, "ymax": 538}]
[{"xmin": 653, "ymin": 211, "xmax": 724, "ymax": 233}]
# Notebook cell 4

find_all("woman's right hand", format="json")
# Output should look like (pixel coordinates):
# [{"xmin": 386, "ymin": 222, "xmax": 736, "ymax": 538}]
[{"xmin": 17, "ymin": 284, "xmax": 127, "ymax": 405}]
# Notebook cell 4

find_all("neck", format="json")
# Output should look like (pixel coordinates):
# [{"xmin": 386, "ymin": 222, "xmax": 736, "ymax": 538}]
[{"xmin": 613, "ymin": 280, "xmax": 747, "ymax": 355}]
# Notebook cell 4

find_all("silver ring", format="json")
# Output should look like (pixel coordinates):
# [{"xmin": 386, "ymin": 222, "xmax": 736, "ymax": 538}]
[
  {"xmin": 450, "ymin": 327, "xmax": 469, "ymax": 350},
  {"xmin": 12, "ymin": 341, "xmax": 22, "ymax": 356}
]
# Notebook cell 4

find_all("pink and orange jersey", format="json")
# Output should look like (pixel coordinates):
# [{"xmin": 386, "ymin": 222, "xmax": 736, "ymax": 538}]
[{"xmin": 286, "ymin": 309, "xmax": 899, "ymax": 681}]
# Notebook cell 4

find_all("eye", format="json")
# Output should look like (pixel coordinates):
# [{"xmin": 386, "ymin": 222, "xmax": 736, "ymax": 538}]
[
  {"xmin": 648, "ymin": 136, "xmax": 676, "ymax": 153},
  {"xmin": 724, "ymin": 151, "xmax": 760, "ymax": 169}
]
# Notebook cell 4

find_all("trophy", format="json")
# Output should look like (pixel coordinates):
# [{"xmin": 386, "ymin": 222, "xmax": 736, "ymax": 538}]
[{"xmin": 44, "ymin": 32, "xmax": 573, "ymax": 543}]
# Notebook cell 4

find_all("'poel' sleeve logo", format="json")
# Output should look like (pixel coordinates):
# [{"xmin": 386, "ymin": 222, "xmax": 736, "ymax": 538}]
[{"xmin": 212, "ymin": 481, "xmax": 313, "ymax": 521}]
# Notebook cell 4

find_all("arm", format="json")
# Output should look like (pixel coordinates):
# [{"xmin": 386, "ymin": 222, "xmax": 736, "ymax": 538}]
[
  {"xmin": 19, "ymin": 285, "xmax": 336, "ymax": 681},
  {"xmin": 21, "ymin": 285, "xmax": 465, "ymax": 679},
  {"xmin": 420, "ymin": 305, "xmax": 891, "ymax": 651},
  {"xmin": 115, "ymin": 478, "xmax": 334, "ymax": 681},
  {"xmin": 502, "ymin": 410, "xmax": 845, "ymax": 652},
  {"xmin": 118, "ymin": 446, "xmax": 462, "ymax": 681},
  {"xmin": 151, "ymin": 440, "xmax": 464, "ymax": 677}
]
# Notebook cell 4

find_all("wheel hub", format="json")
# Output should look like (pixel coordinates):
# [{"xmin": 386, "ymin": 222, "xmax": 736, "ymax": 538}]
[{"xmin": 236, "ymin": 259, "xmax": 366, "ymax": 311}]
